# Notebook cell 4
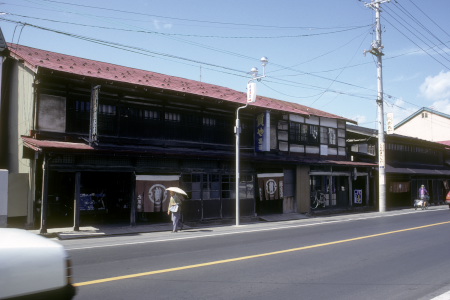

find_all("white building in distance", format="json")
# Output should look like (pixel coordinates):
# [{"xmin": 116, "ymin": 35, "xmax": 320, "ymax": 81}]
[{"xmin": 394, "ymin": 107, "xmax": 450, "ymax": 143}]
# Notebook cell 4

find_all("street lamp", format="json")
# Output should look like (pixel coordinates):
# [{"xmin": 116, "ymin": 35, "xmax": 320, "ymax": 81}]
[{"xmin": 235, "ymin": 57, "xmax": 269, "ymax": 226}]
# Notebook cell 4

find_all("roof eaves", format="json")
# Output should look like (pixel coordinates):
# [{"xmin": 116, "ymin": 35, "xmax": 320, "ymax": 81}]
[
  {"xmin": 395, "ymin": 107, "xmax": 450, "ymax": 129},
  {"xmin": 9, "ymin": 48, "xmax": 38, "ymax": 73}
]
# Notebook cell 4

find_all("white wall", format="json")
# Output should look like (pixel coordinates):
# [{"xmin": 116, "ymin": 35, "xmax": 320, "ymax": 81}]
[
  {"xmin": 8, "ymin": 173, "xmax": 28, "ymax": 218},
  {"xmin": 395, "ymin": 112, "xmax": 450, "ymax": 142}
]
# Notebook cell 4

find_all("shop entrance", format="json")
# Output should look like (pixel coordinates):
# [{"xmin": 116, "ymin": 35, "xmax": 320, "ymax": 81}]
[
  {"xmin": 78, "ymin": 172, "xmax": 132, "ymax": 224},
  {"xmin": 310, "ymin": 175, "xmax": 350, "ymax": 208},
  {"xmin": 45, "ymin": 171, "xmax": 133, "ymax": 227},
  {"xmin": 256, "ymin": 173, "xmax": 283, "ymax": 215}
]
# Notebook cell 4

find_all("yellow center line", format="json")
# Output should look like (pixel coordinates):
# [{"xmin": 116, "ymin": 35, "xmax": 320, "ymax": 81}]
[{"xmin": 74, "ymin": 220, "xmax": 450, "ymax": 287}]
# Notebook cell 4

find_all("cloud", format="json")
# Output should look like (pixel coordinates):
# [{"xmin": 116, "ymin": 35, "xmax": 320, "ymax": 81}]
[
  {"xmin": 352, "ymin": 115, "xmax": 367, "ymax": 125},
  {"xmin": 153, "ymin": 19, "xmax": 173, "ymax": 30},
  {"xmin": 390, "ymin": 72, "xmax": 420, "ymax": 83},
  {"xmin": 385, "ymin": 98, "xmax": 416, "ymax": 125},
  {"xmin": 419, "ymin": 71, "xmax": 450, "ymax": 100},
  {"xmin": 430, "ymin": 99, "xmax": 450, "ymax": 115}
]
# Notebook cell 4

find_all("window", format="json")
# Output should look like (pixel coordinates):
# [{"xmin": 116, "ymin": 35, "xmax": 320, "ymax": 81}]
[
  {"xmin": 221, "ymin": 175, "xmax": 234, "ymax": 199},
  {"xmin": 328, "ymin": 128, "xmax": 337, "ymax": 145},
  {"xmin": 99, "ymin": 104, "xmax": 116, "ymax": 116},
  {"xmin": 165, "ymin": 112, "xmax": 180, "ymax": 122},
  {"xmin": 320, "ymin": 127, "xmax": 337, "ymax": 145},
  {"xmin": 289, "ymin": 122, "xmax": 301, "ymax": 142},
  {"xmin": 203, "ymin": 117, "xmax": 216, "ymax": 126},
  {"xmin": 320, "ymin": 127, "xmax": 328, "ymax": 144},
  {"xmin": 142, "ymin": 109, "xmax": 159, "ymax": 120},
  {"xmin": 75, "ymin": 100, "xmax": 90, "ymax": 112},
  {"xmin": 289, "ymin": 122, "xmax": 319, "ymax": 144},
  {"xmin": 309, "ymin": 125, "xmax": 319, "ymax": 144}
]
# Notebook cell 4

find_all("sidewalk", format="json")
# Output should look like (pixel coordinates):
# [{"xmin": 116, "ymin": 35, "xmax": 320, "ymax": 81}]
[{"xmin": 29, "ymin": 206, "xmax": 447, "ymax": 240}]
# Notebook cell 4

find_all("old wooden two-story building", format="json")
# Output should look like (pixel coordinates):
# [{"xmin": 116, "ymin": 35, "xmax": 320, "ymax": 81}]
[
  {"xmin": 347, "ymin": 124, "xmax": 450, "ymax": 207},
  {"xmin": 0, "ymin": 42, "xmax": 375, "ymax": 231}
]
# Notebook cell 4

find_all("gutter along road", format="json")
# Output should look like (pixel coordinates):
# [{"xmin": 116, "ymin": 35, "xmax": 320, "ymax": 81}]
[{"xmin": 62, "ymin": 208, "xmax": 450, "ymax": 300}]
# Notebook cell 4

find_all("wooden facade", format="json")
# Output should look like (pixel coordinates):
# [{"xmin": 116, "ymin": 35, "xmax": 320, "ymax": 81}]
[
  {"xmin": 347, "ymin": 125, "xmax": 450, "ymax": 208},
  {"xmin": 1, "ymin": 43, "xmax": 375, "ymax": 231}
]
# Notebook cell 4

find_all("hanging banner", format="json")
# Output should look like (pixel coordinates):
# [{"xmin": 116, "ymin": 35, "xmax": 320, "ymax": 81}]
[
  {"xmin": 257, "ymin": 173, "xmax": 284, "ymax": 201},
  {"xmin": 255, "ymin": 111, "xmax": 270, "ymax": 152},
  {"xmin": 387, "ymin": 113, "xmax": 394, "ymax": 134},
  {"xmin": 247, "ymin": 82, "xmax": 257, "ymax": 103},
  {"xmin": 135, "ymin": 175, "xmax": 180, "ymax": 212}
]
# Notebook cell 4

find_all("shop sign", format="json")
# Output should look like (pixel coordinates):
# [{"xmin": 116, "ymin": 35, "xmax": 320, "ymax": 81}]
[
  {"xmin": 354, "ymin": 189, "xmax": 363, "ymax": 204},
  {"xmin": 387, "ymin": 113, "xmax": 394, "ymax": 134},
  {"xmin": 257, "ymin": 173, "xmax": 283, "ymax": 200},
  {"xmin": 255, "ymin": 111, "xmax": 270, "ymax": 152}
]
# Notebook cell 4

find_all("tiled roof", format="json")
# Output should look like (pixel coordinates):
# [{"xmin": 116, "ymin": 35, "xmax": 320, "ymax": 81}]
[
  {"xmin": 438, "ymin": 140, "xmax": 450, "ymax": 147},
  {"xmin": 8, "ymin": 43, "xmax": 355, "ymax": 123}
]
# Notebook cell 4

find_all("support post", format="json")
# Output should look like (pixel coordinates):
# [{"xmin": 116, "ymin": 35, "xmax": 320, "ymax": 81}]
[
  {"xmin": 235, "ymin": 103, "xmax": 248, "ymax": 226},
  {"xmin": 73, "ymin": 172, "xmax": 80, "ymax": 231},
  {"xmin": 39, "ymin": 154, "xmax": 49, "ymax": 234},
  {"xmin": 130, "ymin": 172, "xmax": 136, "ymax": 227}
]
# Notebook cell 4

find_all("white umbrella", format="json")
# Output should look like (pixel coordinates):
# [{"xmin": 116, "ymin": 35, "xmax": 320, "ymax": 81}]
[{"xmin": 166, "ymin": 187, "xmax": 188, "ymax": 196}]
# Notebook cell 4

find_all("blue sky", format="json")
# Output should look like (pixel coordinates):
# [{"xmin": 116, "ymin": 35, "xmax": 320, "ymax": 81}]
[{"xmin": 2, "ymin": 0, "xmax": 450, "ymax": 129}]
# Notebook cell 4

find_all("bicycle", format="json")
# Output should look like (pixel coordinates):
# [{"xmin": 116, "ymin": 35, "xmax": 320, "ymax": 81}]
[
  {"xmin": 414, "ymin": 195, "xmax": 429, "ymax": 210},
  {"xmin": 311, "ymin": 191, "xmax": 326, "ymax": 209}
]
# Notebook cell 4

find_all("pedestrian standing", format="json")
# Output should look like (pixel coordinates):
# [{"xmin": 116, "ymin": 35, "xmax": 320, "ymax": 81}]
[
  {"xmin": 167, "ymin": 191, "xmax": 182, "ymax": 233},
  {"xmin": 418, "ymin": 184, "xmax": 429, "ymax": 207},
  {"xmin": 418, "ymin": 184, "xmax": 428, "ymax": 200}
]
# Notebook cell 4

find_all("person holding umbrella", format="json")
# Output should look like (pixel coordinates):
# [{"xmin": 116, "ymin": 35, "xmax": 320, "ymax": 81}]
[{"xmin": 167, "ymin": 187, "xmax": 186, "ymax": 233}]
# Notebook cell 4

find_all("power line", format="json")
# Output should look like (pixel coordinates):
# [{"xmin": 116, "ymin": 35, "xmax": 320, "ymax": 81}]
[
  {"xmin": 2, "ymin": 13, "xmax": 371, "ymax": 39},
  {"xmin": 406, "ymin": 0, "xmax": 450, "ymax": 40},
  {"xmin": 383, "ymin": 5, "xmax": 450, "ymax": 70},
  {"xmin": 1, "ymin": 18, "xmax": 383, "ymax": 98},
  {"xmin": 0, "ymin": 9, "xmax": 434, "ymax": 117},
  {"xmin": 31, "ymin": 0, "xmax": 370, "ymax": 30},
  {"xmin": 393, "ymin": 0, "xmax": 450, "ymax": 57}
]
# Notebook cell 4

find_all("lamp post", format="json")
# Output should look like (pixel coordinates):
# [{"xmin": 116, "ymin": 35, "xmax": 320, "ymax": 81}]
[{"xmin": 235, "ymin": 57, "xmax": 268, "ymax": 226}]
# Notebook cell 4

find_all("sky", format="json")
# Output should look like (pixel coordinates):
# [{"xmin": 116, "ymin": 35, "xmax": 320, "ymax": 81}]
[{"xmin": 1, "ymin": 0, "xmax": 450, "ymax": 130}]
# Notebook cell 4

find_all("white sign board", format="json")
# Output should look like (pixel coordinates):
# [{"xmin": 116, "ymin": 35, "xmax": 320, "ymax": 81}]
[
  {"xmin": 247, "ymin": 82, "xmax": 257, "ymax": 103},
  {"xmin": 387, "ymin": 113, "xmax": 394, "ymax": 134}
]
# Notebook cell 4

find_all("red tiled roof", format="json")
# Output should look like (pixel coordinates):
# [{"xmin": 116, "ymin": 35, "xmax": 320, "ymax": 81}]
[{"xmin": 8, "ymin": 43, "xmax": 355, "ymax": 123}]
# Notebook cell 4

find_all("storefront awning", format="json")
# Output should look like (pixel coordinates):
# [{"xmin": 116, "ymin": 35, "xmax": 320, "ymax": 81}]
[
  {"xmin": 22, "ymin": 136, "xmax": 94, "ymax": 152},
  {"xmin": 21, "ymin": 136, "xmax": 378, "ymax": 167},
  {"xmin": 386, "ymin": 164, "xmax": 450, "ymax": 175}
]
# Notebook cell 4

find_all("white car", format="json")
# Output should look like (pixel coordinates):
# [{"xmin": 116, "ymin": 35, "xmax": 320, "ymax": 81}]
[{"xmin": 0, "ymin": 228, "xmax": 76, "ymax": 300}]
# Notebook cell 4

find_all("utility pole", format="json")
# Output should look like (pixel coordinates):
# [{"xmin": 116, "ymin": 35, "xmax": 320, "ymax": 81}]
[{"xmin": 364, "ymin": 0, "xmax": 390, "ymax": 212}]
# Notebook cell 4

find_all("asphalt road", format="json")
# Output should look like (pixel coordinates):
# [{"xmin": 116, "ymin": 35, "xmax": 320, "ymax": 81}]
[{"xmin": 62, "ymin": 207, "xmax": 450, "ymax": 300}]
